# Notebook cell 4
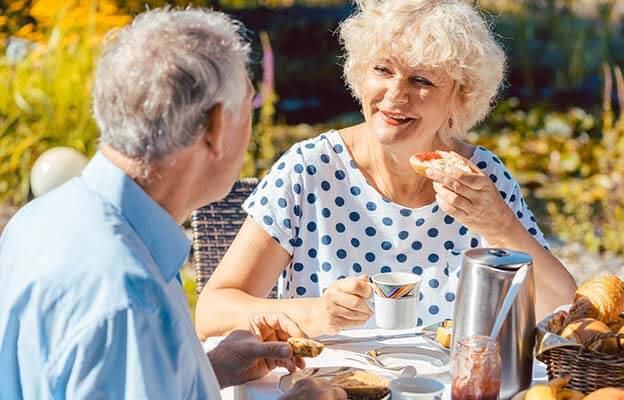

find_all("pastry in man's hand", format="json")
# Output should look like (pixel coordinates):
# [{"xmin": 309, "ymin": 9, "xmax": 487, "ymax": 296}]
[
  {"xmin": 287, "ymin": 337, "xmax": 324, "ymax": 358},
  {"xmin": 409, "ymin": 151, "xmax": 474, "ymax": 176}
]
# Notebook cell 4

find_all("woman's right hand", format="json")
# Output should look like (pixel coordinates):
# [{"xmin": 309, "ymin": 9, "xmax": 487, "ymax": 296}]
[
  {"xmin": 280, "ymin": 378, "xmax": 347, "ymax": 400},
  {"xmin": 315, "ymin": 275, "xmax": 373, "ymax": 335}
]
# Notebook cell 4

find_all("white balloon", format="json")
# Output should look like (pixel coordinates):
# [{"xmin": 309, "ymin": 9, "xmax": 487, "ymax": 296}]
[{"xmin": 30, "ymin": 147, "xmax": 89, "ymax": 197}]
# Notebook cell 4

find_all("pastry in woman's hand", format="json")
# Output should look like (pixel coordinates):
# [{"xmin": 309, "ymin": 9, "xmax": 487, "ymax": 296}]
[
  {"xmin": 409, "ymin": 151, "xmax": 474, "ymax": 176},
  {"xmin": 564, "ymin": 275, "xmax": 624, "ymax": 325}
]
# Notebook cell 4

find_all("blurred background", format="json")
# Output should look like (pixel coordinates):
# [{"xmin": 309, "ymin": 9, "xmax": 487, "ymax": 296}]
[{"xmin": 1, "ymin": 0, "xmax": 624, "ymax": 305}]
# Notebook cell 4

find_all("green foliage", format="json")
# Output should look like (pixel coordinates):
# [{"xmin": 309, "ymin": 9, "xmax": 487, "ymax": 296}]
[
  {"xmin": 240, "ymin": 90, "xmax": 278, "ymax": 178},
  {"xmin": 471, "ymin": 65, "xmax": 624, "ymax": 254},
  {"xmin": 0, "ymin": 26, "xmax": 101, "ymax": 205},
  {"xmin": 2, "ymin": 1, "xmax": 624, "ymax": 259},
  {"xmin": 492, "ymin": 0, "xmax": 624, "ymax": 104},
  {"xmin": 180, "ymin": 264, "xmax": 198, "ymax": 323}
]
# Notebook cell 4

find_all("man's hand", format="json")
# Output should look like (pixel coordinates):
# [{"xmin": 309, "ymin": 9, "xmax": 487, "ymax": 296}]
[
  {"xmin": 208, "ymin": 313, "xmax": 306, "ymax": 388},
  {"xmin": 280, "ymin": 378, "xmax": 347, "ymax": 400}
]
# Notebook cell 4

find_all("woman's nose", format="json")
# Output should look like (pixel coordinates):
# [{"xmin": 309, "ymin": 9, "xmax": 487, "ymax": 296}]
[{"xmin": 385, "ymin": 80, "xmax": 409, "ymax": 105}]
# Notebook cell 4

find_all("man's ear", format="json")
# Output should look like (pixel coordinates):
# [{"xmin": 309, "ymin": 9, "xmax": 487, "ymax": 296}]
[{"xmin": 203, "ymin": 103, "xmax": 224, "ymax": 159}]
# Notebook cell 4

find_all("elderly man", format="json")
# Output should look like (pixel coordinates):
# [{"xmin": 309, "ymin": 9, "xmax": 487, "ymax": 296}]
[{"xmin": 0, "ymin": 8, "xmax": 345, "ymax": 400}]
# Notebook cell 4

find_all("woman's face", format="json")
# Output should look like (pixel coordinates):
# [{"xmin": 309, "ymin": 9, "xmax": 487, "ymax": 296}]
[{"xmin": 360, "ymin": 57, "xmax": 456, "ymax": 151}]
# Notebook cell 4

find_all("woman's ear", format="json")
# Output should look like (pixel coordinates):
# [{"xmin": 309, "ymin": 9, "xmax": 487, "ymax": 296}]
[
  {"xmin": 203, "ymin": 103, "xmax": 224, "ymax": 159},
  {"xmin": 447, "ymin": 82, "xmax": 463, "ymax": 132}
]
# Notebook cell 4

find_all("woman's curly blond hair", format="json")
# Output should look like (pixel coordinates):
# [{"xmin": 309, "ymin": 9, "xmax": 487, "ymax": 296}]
[{"xmin": 339, "ymin": 0, "xmax": 506, "ymax": 140}]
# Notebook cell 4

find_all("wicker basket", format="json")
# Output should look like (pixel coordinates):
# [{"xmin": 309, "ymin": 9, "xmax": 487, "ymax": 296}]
[{"xmin": 535, "ymin": 312, "xmax": 624, "ymax": 393}]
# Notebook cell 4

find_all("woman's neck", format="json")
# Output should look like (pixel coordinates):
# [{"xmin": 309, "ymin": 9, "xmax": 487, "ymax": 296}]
[{"xmin": 340, "ymin": 125, "xmax": 440, "ymax": 208}]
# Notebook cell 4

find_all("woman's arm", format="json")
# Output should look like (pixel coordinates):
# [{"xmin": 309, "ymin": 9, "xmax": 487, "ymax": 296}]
[
  {"xmin": 196, "ymin": 217, "xmax": 315, "ymax": 339},
  {"xmin": 482, "ymin": 213, "xmax": 577, "ymax": 320},
  {"xmin": 426, "ymin": 166, "xmax": 577, "ymax": 321},
  {"xmin": 195, "ymin": 217, "xmax": 372, "ymax": 339}
]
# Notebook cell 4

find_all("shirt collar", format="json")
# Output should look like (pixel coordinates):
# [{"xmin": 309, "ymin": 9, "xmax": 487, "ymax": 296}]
[{"xmin": 81, "ymin": 152, "xmax": 191, "ymax": 282}]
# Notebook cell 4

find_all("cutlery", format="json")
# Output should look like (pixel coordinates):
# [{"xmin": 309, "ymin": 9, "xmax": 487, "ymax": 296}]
[
  {"xmin": 298, "ymin": 366, "xmax": 352, "ymax": 379},
  {"xmin": 336, "ymin": 349, "xmax": 405, "ymax": 371},
  {"xmin": 316, "ymin": 331, "xmax": 427, "ymax": 346}
]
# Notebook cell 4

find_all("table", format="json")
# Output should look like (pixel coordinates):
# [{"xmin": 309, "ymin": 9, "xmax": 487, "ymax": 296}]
[{"xmin": 209, "ymin": 327, "xmax": 550, "ymax": 400}]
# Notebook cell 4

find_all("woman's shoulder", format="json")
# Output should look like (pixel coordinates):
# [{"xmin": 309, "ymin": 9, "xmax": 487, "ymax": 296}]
[
  {"xmin": 470, "ymin": 144, "xmax": 503, "ymax": 164},
  {"xmin": 277, "ymin": 129, "xmax": 343, "ymax": 164},
  {"xmin": 261, "ymin": 129, "xmax": 344, "ymax": 179},
  {"xmin": 469, "ymin": 145, "xmax": 520, "ymax": 191}
]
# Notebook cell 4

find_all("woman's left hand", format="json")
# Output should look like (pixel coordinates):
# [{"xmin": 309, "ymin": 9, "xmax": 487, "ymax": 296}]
[{"xmin": 425, "ymin": 158, "xmax": 517, "ymax": 242}]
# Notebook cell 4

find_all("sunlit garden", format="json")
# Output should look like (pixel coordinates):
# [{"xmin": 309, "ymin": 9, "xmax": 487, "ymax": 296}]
[{"xmin": 2, "ymin": 0, "xmax": 624, "ymax": 308}]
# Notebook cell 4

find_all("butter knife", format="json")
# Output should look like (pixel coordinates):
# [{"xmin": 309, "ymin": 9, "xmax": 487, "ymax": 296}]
[{"xmin": 315, "ymin": 331, "xmax": 427, "ymax": 346}]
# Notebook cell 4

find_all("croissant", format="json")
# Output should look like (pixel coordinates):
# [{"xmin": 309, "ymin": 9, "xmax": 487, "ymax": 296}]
[{"xmin": 564, "ymin": 275, "xmax": 624, "ymax": 326}]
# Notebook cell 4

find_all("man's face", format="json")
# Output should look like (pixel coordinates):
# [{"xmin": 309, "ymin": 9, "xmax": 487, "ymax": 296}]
[{"xmin": 214, "ymin": 71, "xmax": 254, "ymax": 198}]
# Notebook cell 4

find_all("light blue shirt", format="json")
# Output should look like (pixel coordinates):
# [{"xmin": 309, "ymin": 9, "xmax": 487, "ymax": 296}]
[{"xmin": 0, "ymin": 152, "xmax": 221, "ymax": 399}]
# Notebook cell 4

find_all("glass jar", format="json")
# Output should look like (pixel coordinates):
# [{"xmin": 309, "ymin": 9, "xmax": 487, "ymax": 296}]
[{"xmin": 451, "ymin": 335, "xmax": 502, "ymax": 400}]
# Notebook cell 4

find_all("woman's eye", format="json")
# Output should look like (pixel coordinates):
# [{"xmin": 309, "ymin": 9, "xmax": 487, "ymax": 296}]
[
  {"xmin": 373, "ymin": 65, "xmax": 391, "ymax": 74},
  {"xmin": 410, "ymin": 76, "xmax": 434, "ymax": 86}
]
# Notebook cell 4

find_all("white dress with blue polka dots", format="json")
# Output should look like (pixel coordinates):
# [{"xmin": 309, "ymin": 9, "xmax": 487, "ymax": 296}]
[{"xmin": 243, "ymin": 130, "xmax": 549, "ymax": 327}]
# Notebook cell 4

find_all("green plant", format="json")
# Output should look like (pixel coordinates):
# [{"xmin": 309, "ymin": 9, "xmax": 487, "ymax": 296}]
[
  {"xmin": 0, "ymin": 1, "xmax": 132, "ymax": 205},
  {"xmin": 0, "ymin": 32, "xmax": 99, "ymax": 205},
  {"xmin": 241, "ymin": 31, "xmax": 278, "ymax": 178},
  {"xmin": 471, "ymin": 65, "xmax": 624, "ymax": 254},
  {"xmin": 539, "ymin": 65, "xmax": 624, "ymax": 253}
]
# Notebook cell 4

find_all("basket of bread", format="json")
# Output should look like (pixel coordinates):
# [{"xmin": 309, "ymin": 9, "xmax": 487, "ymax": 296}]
[{"xmin": 535, "ymin": 274, "xmax": 624, "ymax": 393}]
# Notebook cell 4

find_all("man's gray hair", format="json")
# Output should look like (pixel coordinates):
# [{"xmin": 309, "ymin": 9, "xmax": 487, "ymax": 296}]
[{"xmin": 93, "ymin": 8, "xmax": 250, "ymax": 162}]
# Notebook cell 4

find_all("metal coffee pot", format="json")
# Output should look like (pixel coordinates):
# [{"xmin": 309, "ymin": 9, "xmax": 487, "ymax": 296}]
[{"xmin": 452, "ymin": 248, "xmax": 535, "ymax": 400}]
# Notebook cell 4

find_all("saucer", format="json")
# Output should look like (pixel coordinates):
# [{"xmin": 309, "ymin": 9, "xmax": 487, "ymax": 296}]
[{"xmin": 366, "ymin": 345, "xmax": 450, "ymax": 376}]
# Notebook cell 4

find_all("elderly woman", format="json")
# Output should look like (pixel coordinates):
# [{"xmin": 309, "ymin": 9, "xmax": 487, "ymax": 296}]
[{"xmin": 196, "ymin": 0, "xmax": 577, "ymax": 338}]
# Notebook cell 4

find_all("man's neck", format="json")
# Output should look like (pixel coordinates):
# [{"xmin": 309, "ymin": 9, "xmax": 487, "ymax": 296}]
[{"xmin": 100, "ymin": 146, "xmax": 191, "ymax": 224}]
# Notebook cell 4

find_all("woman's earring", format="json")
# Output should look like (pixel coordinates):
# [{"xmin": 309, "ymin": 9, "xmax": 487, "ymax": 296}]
[{"xmin": 448, "ymin": 118, "xmax": 453, "ymax": 129}]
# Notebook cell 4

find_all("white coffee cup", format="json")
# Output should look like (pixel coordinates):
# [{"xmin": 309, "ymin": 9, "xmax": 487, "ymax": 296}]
[
  {"xmin": 370, "ymin": 272, "xmax": 422, "ymax": 299},
  {"xmin": 388, "ymin": 366, "xmax": 444, "ymax": 400},
  {"xmin": 373, "ymin": 293, "xmax": 418, "ymax": 329},
  {"xmin": 389, "ymin": 376, "xmax": 445, "ymax": 400}
]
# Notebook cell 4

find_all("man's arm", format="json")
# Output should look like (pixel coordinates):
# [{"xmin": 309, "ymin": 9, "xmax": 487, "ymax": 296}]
[{"xmin": 44, "ymin": 305, "xmax": 220, "ymax": 400}]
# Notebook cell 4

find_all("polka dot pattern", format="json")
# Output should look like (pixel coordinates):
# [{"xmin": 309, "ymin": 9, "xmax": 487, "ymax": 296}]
[{"xmin": 243, "ymin": 130, "xmax": 551, "ymax": 326}]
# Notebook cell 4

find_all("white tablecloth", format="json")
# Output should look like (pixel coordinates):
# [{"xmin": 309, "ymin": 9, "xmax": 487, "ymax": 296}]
[{"xmin": 208, "ymin": 328, "xmax": 549, "ymax": 400}]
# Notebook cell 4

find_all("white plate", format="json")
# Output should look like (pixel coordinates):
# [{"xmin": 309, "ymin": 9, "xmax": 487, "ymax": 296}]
[{"xmin": 367, "ymin": 345, "xmax": 450, "ymax": 376}]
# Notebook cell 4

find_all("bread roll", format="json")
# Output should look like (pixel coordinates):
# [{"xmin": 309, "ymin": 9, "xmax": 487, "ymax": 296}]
[
  {"xmin": 561, "ymin": 318, "xmax": 621, "ymax": 354},
  {"xmin": 584, "ymin": 387, "xmax": 624, "ymax": 400}
]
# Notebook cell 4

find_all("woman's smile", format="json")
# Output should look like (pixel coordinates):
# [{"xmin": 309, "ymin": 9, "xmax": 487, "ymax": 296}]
[{"xmin": 379, "ymin": 110, "xmax": 415, "ymax": 126}]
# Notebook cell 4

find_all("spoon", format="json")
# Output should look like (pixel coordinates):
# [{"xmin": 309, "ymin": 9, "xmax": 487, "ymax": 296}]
[{"xmin": 488, "ymin": 265, "xmax": 529, "ymax": 346}]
